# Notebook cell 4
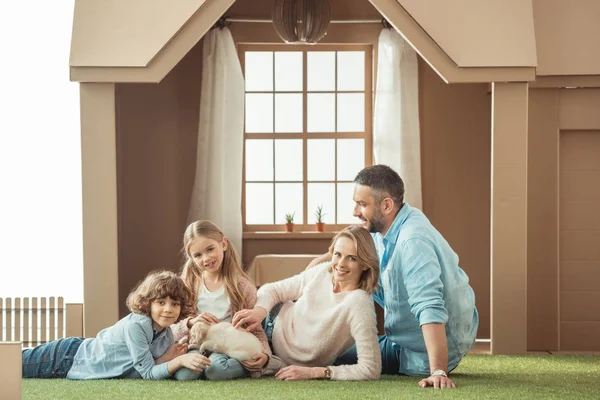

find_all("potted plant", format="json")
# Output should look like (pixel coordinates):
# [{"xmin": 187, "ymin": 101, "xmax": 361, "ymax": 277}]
[
  {"xmin": 315, "ymin": 205, "xmax": 326, "ymax": 232},
  {"xmin": 284, "ymin": 212, "xmax": 295, "ymax": 233}
]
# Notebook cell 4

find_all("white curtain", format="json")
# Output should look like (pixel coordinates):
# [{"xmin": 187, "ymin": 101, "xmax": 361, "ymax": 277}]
[
  {"xmin": 373, "ymin": 29, "xmax": 422, "ymax": 209},
  {"xmin": 188, "ymin": 27, "xmax": 245, "ymax": 253}
]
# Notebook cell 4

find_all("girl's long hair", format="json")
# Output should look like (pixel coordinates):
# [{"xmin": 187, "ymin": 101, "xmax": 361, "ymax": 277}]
[{"xmin": 181, "ymin": 220, "xmax": 250, "ymax": 315}]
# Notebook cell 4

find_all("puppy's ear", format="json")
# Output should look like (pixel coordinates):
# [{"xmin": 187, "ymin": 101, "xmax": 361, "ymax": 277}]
[{"xmin": 189, "ymin": 322, "xmax": 208, "ymax": 345}]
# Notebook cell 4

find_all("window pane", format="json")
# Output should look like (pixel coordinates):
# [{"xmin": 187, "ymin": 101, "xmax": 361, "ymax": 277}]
[
  {"xmin": 245, "ymin": 139, "xmax": 273, "ymax": 181},
  {"xmin": 275, "ymin": 139, "xmax": 302, "ymax": 181},
  {"xmin": 308, "ymin": 183, "xmax": 335, "ymax": 224},
  {"xmin": 275, "ymin": 93, "xmax": 303, "ymax": 133},
  {"xmin": 337, "ymin": 51, "xmax": 365, "ymax": 91},
  {"xmin": 275, "ymin": 52, "xmax": 303, "ymax": 92},
  {"xmin": 307, "ymin": 51, "xmax": 335, "ymax": 91},
  {"xmin": 337, "ymin": 139, "xmax": 365, "ymax": 181},
  {"xmin": 246, "ymin": 93, "xmax": 273, "ymax": 133},
  {"xmin": 245, "ymin": 52, "xmax": 273, "ymax": 91},
  {"xmin": 307, "ymin": 93, "xmax": 335, "ymax": 133},
  {"xmin": 246, "ymin": 183, "xmax": 274, "ymax": 224},
  {"xmin": 337, "ymin": 183, "xmax": 362, "ymax": 224},
  {"xmin": 337, "ymin": 93, "xmax": 364, "ymax": 132},
  {"xmin": 307, "ymin": 139, "xmax": 335, "ymax": 181},
  {"xmin": 275, "ymin": 183, "xmax": 303, "ymax": 224}
]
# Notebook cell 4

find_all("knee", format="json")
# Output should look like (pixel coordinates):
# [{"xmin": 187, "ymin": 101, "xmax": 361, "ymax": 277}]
[
  {"xmin": 174, "ymin": 367, "xmax": 202, "ymax": 381},
  {"xmin": 204, "ymin": 355, "xmax": 244, "ymax": 381}
]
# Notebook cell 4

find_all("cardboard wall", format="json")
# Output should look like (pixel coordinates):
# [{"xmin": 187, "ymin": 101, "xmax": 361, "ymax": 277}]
[
  {"xmin": 115, "ymin": 43, "xmax": 202, "ymax": 316},
  {"xmin": 113, "ymin": 0, "xmax": 492, "ymax": 340},
  {"xmin": 528, "ymin": 88, "xmax": 600, "ymax": 351}
]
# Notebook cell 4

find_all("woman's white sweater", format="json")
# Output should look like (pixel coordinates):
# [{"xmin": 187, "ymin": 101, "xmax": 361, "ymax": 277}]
[{"xmin": 255, "ymin": 262, "xmax": 381, "ymax": 381}]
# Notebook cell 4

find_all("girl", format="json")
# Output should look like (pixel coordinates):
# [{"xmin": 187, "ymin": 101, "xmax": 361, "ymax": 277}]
[
  {"xmin": 232, "ymin": 226, "xmax": 382, "ymax": 381},
  {"xmin": 22, "ymin": 270, "xmax": 211, "ymax": 380},
  {"xmin": 171, "ymin": 220, "xmax": 280, "ymax": 381}
]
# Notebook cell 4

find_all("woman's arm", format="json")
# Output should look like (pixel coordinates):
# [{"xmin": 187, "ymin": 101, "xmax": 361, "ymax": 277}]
[
  {"xmin": 256, "ymin": 261, "xmax": 329, "ymax": 311},
  {"xmin": 328, "ymin": 297, "xmax": 381, "ymax": 381},
  {"xmin": 233, "ymin": 263, "xmax": 329, "ymax": 331}
]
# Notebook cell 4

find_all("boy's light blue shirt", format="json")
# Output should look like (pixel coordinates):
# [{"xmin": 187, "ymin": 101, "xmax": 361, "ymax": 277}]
[
  {"xmin": 372, "ymin": 203, "xmax": 478, "ymax": 376},
  {"xmin": 67, "ymin": 313, "xmax": 173, "ymax": 380}
]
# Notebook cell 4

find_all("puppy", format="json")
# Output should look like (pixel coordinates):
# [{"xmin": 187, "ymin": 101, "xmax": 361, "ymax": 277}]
[{"xmin": 188, "ymin": 321, "xmax": 263, "ymax": 363}]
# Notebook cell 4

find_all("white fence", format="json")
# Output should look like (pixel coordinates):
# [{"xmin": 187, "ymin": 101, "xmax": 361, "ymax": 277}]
[{"xmin": 0, "ymin": 297, "xmax": 83, "ymax": 347}]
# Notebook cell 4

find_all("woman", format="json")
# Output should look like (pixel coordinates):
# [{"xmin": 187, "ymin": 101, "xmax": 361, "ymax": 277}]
[{"xmin": 232, "ymin": 226, "xmax": 381, "ymax": 381}]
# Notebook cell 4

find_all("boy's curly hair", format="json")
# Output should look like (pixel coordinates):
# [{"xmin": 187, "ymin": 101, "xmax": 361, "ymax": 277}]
[{"xmin": 126, "ymin": 270, "xmax": 195, "ymax": 322}]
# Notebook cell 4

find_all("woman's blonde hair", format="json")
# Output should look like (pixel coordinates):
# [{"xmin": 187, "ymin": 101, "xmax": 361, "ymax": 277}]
[
  {"xmin": 126, "ymin": 270, "xmax": 195, "ymax": 322},
  {"xmin": 181, "ymin": 220, "xmax": 250, "ymax": 315},
  {"xmin": 328, "ymin": 225, "xmax": 380, "ymax": 294}
]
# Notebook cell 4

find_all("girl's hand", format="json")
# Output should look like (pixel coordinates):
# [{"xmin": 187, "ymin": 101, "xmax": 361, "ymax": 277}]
[
  {"xmin": 232, "ymin": 307, "xmax": 267, "ymax": 331},
  {"xmin": 241, "ymin": 353, "xmax": 269, "ymax": 372},
  {"xmin": 156, "ymin": 343, "xmax": 188, "ymax": 364},
  {"xmin": 275, "ymin": 365, "xmax": 320, "ymax": 381},
  {"xmin": 190, "ymin": 312, "xmax": 220, "ymax": 326}
]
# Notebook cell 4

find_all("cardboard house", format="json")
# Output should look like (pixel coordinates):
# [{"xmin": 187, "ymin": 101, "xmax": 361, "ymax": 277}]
[{"xmin": 70, "ymin": 0, "xmax": 600, "ymax": 354}]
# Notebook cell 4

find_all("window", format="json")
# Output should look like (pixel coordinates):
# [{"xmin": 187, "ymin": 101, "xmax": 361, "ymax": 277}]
[{"xmin": 240, "ymin": 44, "xmax": 373, "ymax": 232}]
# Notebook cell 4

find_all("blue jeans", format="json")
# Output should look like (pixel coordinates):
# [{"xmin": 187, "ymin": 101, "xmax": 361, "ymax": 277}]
[
  {"xmin": 263, "ymin": 302, "xmax": 284, "ymax": 352},
  {"xmin": 22, "ymin": 337, "xmax": 85, "ymax": 378},
  {"xmin": 335, "ymin": 336, "xmax": 401, "ymax": 375},
  {"xmin": 174, "ymin": 350, "xmax": 247, "ymax": 381}
]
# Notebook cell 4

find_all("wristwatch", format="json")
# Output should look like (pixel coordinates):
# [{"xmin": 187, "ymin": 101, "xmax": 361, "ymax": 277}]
[
  {"xmin": 323, "ymin": 367, "xmax": 332, "ymax": 380},
  {"xmin": 430, "ymin": 369, "xmax": 448, "ymax": 378}
]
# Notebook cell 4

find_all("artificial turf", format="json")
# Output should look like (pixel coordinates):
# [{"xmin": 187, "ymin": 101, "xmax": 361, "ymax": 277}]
[{"xmin": 22, "ymin": 354, "xmax": 600, "ymax": 400}]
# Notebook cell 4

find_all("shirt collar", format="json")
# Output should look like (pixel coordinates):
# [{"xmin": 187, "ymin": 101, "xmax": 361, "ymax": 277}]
[{"xmin": 382, "ymin": 203, "xmax": 412, "ymax": 245}]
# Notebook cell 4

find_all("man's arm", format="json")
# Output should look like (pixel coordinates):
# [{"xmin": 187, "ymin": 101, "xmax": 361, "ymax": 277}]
[
  {"xmin": 397, "ymin": 238, "xmax": 455, "ymax": 389},
  {"xmin": 421, "ymin": 323, "xmax": 448, "ymax": 373},
  {"xmin": 419, "ymin": 323, "xmax": 455, "ymax": 388}
]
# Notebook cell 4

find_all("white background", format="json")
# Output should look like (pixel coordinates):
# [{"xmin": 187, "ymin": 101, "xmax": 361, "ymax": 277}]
[{"xmin": 0, "ymin": 1, "xmax": 83, "ymax": 303}]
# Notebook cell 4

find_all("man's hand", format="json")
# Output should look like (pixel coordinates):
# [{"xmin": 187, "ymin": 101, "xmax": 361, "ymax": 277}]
[
  {"xmin": 232, "ymin": 307, "xmax": 267, "ymax": 331},
  {"xmin": 241, "ymin": 353, "xmax": 269, "ymax": 372},
  {"xmin": 419, "ymin": 374, "xmax": 456, "ymax": 389}
]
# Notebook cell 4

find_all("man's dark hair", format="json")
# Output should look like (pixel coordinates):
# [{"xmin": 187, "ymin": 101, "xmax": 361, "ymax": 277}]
[{"xmin": 354, "ymin": 165, "xmax": 405, "ymax": 207}]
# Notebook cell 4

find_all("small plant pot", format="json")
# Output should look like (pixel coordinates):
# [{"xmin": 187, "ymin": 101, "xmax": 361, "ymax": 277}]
[
  {"xmin": 285, "ymin": 222, "xmax": 295, "ymax": 233},
  {"xmin": 316, "ymin": 222, "xmax": 325, "ymax": 232}
]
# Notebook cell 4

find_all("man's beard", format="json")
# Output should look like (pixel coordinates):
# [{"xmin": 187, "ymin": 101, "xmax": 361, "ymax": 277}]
[{"xmin": 367, "ymin": 210, "xmax": 385, "ymax": 233}]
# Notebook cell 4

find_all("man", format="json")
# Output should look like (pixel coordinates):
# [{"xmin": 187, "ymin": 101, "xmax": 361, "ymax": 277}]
[{"xmin": 313, "ymin": 164, "xmax": 478, "ymax": 389}]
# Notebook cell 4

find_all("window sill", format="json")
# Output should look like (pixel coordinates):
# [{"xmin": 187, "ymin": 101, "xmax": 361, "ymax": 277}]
[{"xmin": 243, "ymin": 231, "xmax": 338, "ymax": 240}]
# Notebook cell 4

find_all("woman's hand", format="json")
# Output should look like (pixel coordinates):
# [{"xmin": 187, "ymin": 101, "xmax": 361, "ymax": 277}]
[
  {"xmin": 232, "ymin": 307, "xmax": 267, "ymax": 332},
  {"xmin": 241, "ymin": 353, "xmax": 269, "ymax": 372},
  {"xmin": 189, "ymin": 312, "xmax": 220, "ymax": 327},
  {"xmin": 418, "ymin": 375, "xmax": 456, "ymax": 389},
  {"xmin": 275, "ymin": 365, "xmax": 321, "ymax": 381},
  {"xmin": 155, "ymin": 343, "xmax": 187, "ymax": 364}
]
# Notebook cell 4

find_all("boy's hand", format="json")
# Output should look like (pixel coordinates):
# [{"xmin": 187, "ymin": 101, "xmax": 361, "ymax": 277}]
[
  {"xmin": 155, "ymin": 343, "xmax": 187, "ymax": 364},
  {"xmin": 180, "ymin": 352, "xmax": 211, "ymax": 371}
]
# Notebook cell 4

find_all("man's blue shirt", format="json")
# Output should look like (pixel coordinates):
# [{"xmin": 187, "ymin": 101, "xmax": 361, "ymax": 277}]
[{"xmin": 372, "ymin": 203, "xmax": 478, "ymax": 375}]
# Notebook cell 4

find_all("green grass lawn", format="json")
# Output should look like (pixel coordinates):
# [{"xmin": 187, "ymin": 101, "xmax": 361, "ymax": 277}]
[{"xmin": 22, "ymin": 354, "xmax": 600, "ymax": 400}]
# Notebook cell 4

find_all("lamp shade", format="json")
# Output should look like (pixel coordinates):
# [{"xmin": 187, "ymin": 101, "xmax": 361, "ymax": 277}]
[{"xmin": 272, "ymin": 0, "xmax": 331, "ymax": 44}]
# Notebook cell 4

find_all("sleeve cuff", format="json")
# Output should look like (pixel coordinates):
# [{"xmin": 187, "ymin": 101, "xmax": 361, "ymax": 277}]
[{"xmin": 418, "ymin": 307, "xmax": 448, "ymax": 326}]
